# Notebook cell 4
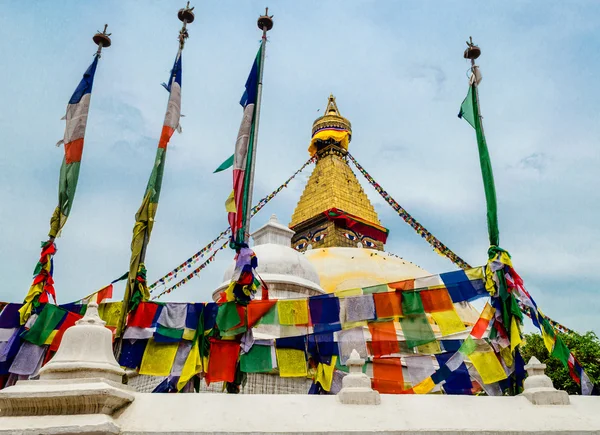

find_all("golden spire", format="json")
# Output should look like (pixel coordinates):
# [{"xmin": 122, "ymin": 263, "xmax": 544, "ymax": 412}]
[
  {"xmin": 309, "ymin": 95, "xmax": 352, "ymax": 156},
  {"xmin": 291, "ymin": 95, "xmax": 384, "ymax": 242}
]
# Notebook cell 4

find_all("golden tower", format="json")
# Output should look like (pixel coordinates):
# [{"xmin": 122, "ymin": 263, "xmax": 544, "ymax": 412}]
[{"xmin": 289, "ymin": 95, "xmax": 389, "ymax": 252}]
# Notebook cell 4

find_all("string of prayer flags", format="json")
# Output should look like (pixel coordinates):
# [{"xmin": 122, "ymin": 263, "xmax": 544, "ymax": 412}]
[
  {"xmin": 347, "ymin": 152, "xmax": 472, "ymax": 270},
  {"xmin": 150, "ymin": 156, "xmax": 315, "ymax": 292}
]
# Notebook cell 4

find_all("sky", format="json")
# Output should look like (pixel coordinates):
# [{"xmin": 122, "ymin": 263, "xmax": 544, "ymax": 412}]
[{"xmin": 0, "ymin": 1, "xmax": 598, "ymax": 334}]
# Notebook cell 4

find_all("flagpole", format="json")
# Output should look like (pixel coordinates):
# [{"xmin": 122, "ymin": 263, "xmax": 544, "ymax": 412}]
[
  {"xmin": 243, "ymin": 8, "xmax": 273, "ymax": 244},
  {"xmin": 114, "ymin": 3, "xmax": 194, "ymax": 357}
]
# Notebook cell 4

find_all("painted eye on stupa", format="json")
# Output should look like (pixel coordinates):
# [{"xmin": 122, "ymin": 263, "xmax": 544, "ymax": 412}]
[
  {"xmin": 363, "ymin": 239, "xmax": 376, "ymax": 248},
  {"xmin": 295, "ymin": 242, "xmax": 307, "ymax": 251},
  {"xmin": 312, "ymin": 233, "xmax": 327, "ymax": 242},
  {"xmin": 343, "ymin": 232, "xmax": 357, "ymax": 241}
]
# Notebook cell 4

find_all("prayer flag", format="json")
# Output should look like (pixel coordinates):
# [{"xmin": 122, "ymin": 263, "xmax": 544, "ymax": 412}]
[
  {"xmin": 459, "ymin": 83, "xmax": 499, "ymax": 246},
  {"xmin": 139, "ymin": 339, "xmax": 178, "ymax": 376},
  {"xmin": 228, "ymin": 46, "xmax": 262, "ymax": 244},
  {"xmin": 214, "ymin": 154, "xmax": 234, "ymax": 173},
  {"xmin": 275, "ymin": 347, "xmax": 307, "ymax": 377},
  {"xmin": 49, "ymin": 56, "xmax": 99, "ymax": 238},
  {"xmin": 206, "ymin": 339, "xmax": 240, "ymax": 383},
  {"xmin": 316, "ymin": 355, "xmax": 337, "ymax": 391},
  {"xmin": 372, "ymin": 357, "xmax": 404, "ymax": 393},
  {"xmin": 431, "ymin": 310, "xmax": 466, "ymax": 336},
  {"xmin": 21, "ymin": 304, "xmax": 66, "ymax": 346},
  {"xmin": 368, "ymin": 321, "xmax": 399, "ymax": 357},
  {"xmin": 277, "ymin": 299, "xmax": 309, "ymax": 325},
  {"xmin": 240, "ymin": 344, "xmax": 273, "ymax": 373},
  {"xmin": 373, "ymin": 291, "xmax": 402, "ymax": 319},
  {"xmin": 121, "ymin": 50, "xmax": 183, "ymax": 331}
]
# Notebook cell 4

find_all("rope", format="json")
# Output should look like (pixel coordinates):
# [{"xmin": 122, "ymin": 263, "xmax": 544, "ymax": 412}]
[
  {"xmin": 152, "ymin": 241, "xmax": 229, "ymax": 300},
  {"xmin": 148, "ymin": 156, "xmax": 316, "ymax": 293},
  {"xmin": 347, "ymin": 152, "xmax": 472, "ymax": 270}
]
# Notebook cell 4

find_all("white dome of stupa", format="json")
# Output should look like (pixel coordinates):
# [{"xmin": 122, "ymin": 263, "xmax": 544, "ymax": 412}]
[{"xmin": 211, "ymin": 215, "xmax": 324, "ymax": 301}]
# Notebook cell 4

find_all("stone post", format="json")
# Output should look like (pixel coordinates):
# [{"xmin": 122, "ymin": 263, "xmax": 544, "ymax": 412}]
[
  {"xmin": 0, "ymin": 302, "xmax": 135, "ymax": 434},
  {"xmin": 520, "ymin": 356, "xmax": 570, "ymax": 405},
  {"xmin": 337, "ymin": 349, "xmax": 380, "ymax": 405}
]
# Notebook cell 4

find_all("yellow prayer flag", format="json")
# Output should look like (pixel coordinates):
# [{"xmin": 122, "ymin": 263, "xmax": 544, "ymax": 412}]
[
  {"xmin": 225, "ymin": 190, "xmax": 236, "ymax": 213},
  {"xmin": 510, "ymin": 317, "xmax": 522, "ymax": 352},
  {"xmin": 413, "ymin": 377, "xmax": 435, "ymax": 394},
  {"xmin": 431, "ymin": 310, "xmax": 466, "ymax": 336},
  {"xmin": 334, "ymin": 288, "xmax": 363, "ymax": 297},
  {"xmin": 44, "ymin": 330, "xmax": 58, "ymax": 346},
  {"xmin": 277, "ymin": 300, "xmax": 309, "ymax": 325},
  {"xmin": 98, "ymin": 302, "xmax": 123, "ymax": 327},
  {"xmin": 177, "ymin": 341, "xmax": 202, "ymax": 391},
  {"xmin": 465, "ymin": 266, "xmax": 484, "ymax": 281},
  {"xmin": 481, "ymin": 302, "xmax": 495, "ymax": 321},
  {"xmin": 542, "ymin": 329, "xmax": 555, "ymax": 353},
  {"xmin": 182, "ymin": 327, "xmax": 196, "ymax": 341},
  {"xmin": 468, "ymin": 350, "xmax": 507, "ymax": 384},
  {"xmin": 416, "ymin": 340, "xmax": 442, "ymax": 355},
  {"xmin": 275, "ymin": 348, "xmax": 307, "ymax": 377},
  {"xmin": 316, "ymin": 356, "xmax": 337, "ymax": 391},
  {"xmin": 139, "ymin": 339, "xmax": 179, "ymax": 376}
]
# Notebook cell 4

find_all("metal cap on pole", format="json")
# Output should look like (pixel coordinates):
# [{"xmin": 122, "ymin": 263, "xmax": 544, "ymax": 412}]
[{"xmin": 93, "ymin": 24, "xmax": 112, "ymax": 57}]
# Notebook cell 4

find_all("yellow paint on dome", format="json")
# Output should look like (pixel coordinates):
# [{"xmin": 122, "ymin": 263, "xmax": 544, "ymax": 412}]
[{"xmin": 304, "ymin": 247, "xmax": 430, "ymax": 293}]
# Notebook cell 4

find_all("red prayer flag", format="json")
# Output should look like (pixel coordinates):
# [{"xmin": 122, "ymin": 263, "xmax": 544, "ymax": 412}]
[
  {"xmin": 127, "ymin": 302, "xmax": 159, "ymax": 328},
  {"xmin": 368, "ymin": 321, "xmax": 399, "ymax": 357},
  {"xmin": 420, "ymin": 288, "xmax": 453, "ymax": 313},
  {"xmin": 95, "ymin": 284, "xmax": 113, "ymax": 304},
  {"xmin": 373, "ymin": 291, "xmax": 403, "ymax": 319},
  {"xmin": 372, "ymin": 357, "xmax": 405, "ymax": 393},
  {"xmin": 388, "ymin": 279, "xmax": 414, "ymax": 291},
  {"xmin": 247, "ymin": 299, "xmax": 277, "ymax": 328},
  {"xmin": 206, "ymin": 339, "xmax": 241, "ymax": 384}
]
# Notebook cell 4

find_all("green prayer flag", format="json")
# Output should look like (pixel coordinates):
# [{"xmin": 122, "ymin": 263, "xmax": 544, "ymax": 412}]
[
  {"xmin": 459, "ymin": 84, "xmax": 500, "ymax": 247},
  {"xmin": 22, "ymin": 304, "xmax": 66, "ymax": 346},
  {"xmin": 240, "ymin": 345, "xmax": 272, "ymax": 373},
  {"xmin": 460, "ymin": 336, "xmax": 477, "ymax": 355},
  {"xmin": 256, "ymin": 304, "xmax": 278, "ymax": 325},
  {"xmin": 216, "ymin": 302, "xmax": 241, "ymax": 331},
  {"xmin": 156, "ymin": 325, "xmax": 184, "ymax": 340},
  {"xmin": 402, "ymin": 292, "xmax": 425, "ymax": 315},
  {"xmin": 362, "ymin": 284, "xmax": 389, "ymax": 295},
  {"xmin": 214, "ymin": 154, "xmax": 234, "ymax": 173},
  {"xmin": 458, "ymin": 86, "xmax": 476, "ymax": 129},
  {"xmin": 551, "ymin": 336, "xmax": 571, "ymax": 366},
  {"xmin": 399, "ymin": 314, "xmax": 436, "ymax": 348}
]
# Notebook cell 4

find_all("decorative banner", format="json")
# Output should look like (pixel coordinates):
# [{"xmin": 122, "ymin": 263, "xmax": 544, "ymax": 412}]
[
  {"xmin": 0, "ymin": 263, "xmax": 594, "ymax": 396},
  {"xmin": 148, "ymin": 156, "xmax": 315, "ymax": 292},
  {"xmin": 152, "ymin": 241, "xmax": 229, "ymax": 300},
  {"xmin": 347, "ymin": 152, "xmax": 472, "ymax": 270}
]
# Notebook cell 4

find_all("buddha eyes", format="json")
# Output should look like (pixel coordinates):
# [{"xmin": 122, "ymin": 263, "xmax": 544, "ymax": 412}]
[
  {"xmin": 312, "ymin": 233, "xmax": 327, "ymax": 242},
  {"xmin": 295, "ymin": 242, "xmax": 307, "ymax": 250},
  {"xmin": 343, "ymin": 232, "xmax": 357, "ymax": 241},
  {"xmin": 363, "ymin": 239, "xmax": 376, "ymax": 248}
]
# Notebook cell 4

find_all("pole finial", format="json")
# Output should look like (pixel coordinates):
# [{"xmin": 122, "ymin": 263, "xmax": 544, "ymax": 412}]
[
  {"xmin": 177, "ymin": 3, "xmax": 195, "ymax": 49},
  {"xmin": 93, "ymin": 24, "xmax": 112, "ymax": 56},
  {"xmin": 258, "ymin": 7, "xmax": 274, "ymax": 32},
  {"xmin": 464, "ymin": 36, "xmax": 481, "ymax": 60},
  {"xmin": 178, "ymin": 2, "xmax": 195, "ymax": 24}
]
